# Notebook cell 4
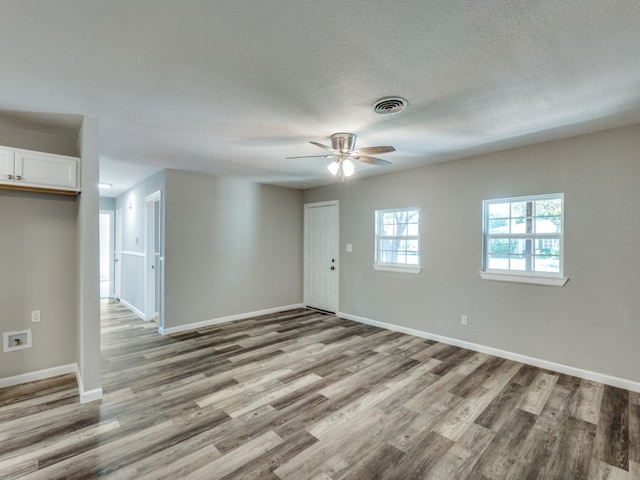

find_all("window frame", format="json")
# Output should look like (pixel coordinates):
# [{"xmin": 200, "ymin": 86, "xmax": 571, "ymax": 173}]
[
  {"xmin": 373, "ymin": 207, "xmax": 422, "ymax": 274},
  {"xmin": 480, "ymin": 193, "xmax": 568, "ymax": 286}
]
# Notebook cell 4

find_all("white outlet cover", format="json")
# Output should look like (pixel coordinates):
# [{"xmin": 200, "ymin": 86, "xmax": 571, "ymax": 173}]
[
  {"xmin": 31, "ymin": 310, "xmax": 41, "ymax": 322},
  {"xmin": 346, "ymin": 244, "xmax": 353, "ymax": 252}
]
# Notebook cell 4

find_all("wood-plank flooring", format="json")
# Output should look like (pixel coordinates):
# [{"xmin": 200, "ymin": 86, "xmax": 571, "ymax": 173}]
[{"xmin": 0, "ymin": 299, "xmax": 638, "ymax": 479}]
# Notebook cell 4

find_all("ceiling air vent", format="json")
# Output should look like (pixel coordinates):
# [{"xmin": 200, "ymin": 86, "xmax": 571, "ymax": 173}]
[{"xmin": 373, "ymin": 96, "xmax": 408, "ymax": 115}]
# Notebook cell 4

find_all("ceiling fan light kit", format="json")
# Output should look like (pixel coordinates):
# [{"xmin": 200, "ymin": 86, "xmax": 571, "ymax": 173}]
[{"xmin": 288, "ymin": 132, "xmax": 396, "ymax": 179}]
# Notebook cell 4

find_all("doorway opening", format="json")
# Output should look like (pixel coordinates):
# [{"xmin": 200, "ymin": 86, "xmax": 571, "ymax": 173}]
[
  {"xmin": 99, "ymin": 210, "xmax": 114, "ymax": 298},
  {"xmin": 145, "ymin": 191, "xmax": 162, "ymax": 326}
]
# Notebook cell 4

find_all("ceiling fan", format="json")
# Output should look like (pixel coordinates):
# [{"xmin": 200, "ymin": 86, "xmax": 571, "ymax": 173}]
[{"xmin": 287, "ymin": 132, "xmax": 395, "ymax": 177}]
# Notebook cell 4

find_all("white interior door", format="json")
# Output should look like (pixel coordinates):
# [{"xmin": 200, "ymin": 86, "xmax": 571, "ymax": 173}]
[
  {"xmin": 304, "ymin": 201, "xmax": 338, "ymax": 313},
  {"xmin": 114, "ymin": 208, "xmax": 123, "ymax": 299}
]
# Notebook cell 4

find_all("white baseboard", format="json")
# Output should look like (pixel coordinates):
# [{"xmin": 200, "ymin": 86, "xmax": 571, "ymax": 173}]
[
  {"xmin": 338, "ymin": 311, "xmax": 640, "ymax": 394},
  {"xmin": 75, "ymin": 367, "xmax": 103, "ymax": 403},
  {"xmin": 0, "ymin": 363, "xmax": 103, "ymax": 403},
  {"xmin": 119, "ymin": 298, "xmax": 145, "ymax": 320},
  {"xmin": 0, "ymin": 363, "xmax": 77, "ymax": 389},
  {"xmin": 159, "ymin": 303, "xmax": 306, "ymax": 335}
]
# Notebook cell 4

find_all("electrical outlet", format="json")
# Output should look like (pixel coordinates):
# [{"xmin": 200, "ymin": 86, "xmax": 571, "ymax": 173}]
[
  {"xmin": 461, "ymin": 315, "xmax": 468, "ymax": 326},
  {"xmin": 31, "ymin": 310, "xmax": 41, "ymax": 323}
]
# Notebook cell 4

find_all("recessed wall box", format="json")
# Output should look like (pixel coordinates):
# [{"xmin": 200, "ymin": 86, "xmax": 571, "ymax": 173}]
[{"xmin": 3, "ymin": 329, "xmax": 32, "ymax": 352}]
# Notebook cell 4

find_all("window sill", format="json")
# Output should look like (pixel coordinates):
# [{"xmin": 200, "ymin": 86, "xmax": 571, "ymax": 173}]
[
  {"xmin": 479, "ymin": 271, "xmax": 568, "ymax": 287},
  {"xmin": 373, "ymin": 264, "xmax": 422, "ymax": 274}
]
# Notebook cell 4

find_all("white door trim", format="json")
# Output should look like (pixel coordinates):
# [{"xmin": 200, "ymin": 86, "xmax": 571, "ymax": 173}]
[
  {"xmin": 99, "ymin": 209, "xmax": 115, "ymax": 298},
  {"xmin": 144, "ymin": 191, "xmax": 162, "ymax": 322},
  {"xmin": 304, "ymin": 200, "xmax": 339, "ymax": 313},
  {"xmin": 114, "ymin": 208, "xmax": 123, "ymax": 299}
]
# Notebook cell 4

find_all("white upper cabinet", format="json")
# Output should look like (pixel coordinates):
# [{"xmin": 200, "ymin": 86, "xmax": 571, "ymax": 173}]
[
  {"xmin": 0, "ymin": 146, "xmax": 79, "ymax": 193},
  {"xmin": 0, "ymin": 148, "xmax": 15, "ymax": 180}
]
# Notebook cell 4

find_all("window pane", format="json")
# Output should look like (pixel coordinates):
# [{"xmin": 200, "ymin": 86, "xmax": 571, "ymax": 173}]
[
  {"xmin": 488, "ymin": 238, "xmax": 509, "ymax": 254},
  {"xmin": 394, "ymin": 224, "xmax": 408, "ymax": 236},
  {"xmin": 407, "ymin": 210, "xmax": 420, "ymax": 222},
  {"xmin": 488, "ymin": 219, "xmax": 508, "ymax": 234},
  {"xmin": 406, "ymin": 239, "xmax": 419, "ymax": 252},
  {"xmin": 535, "ymin": 217, "xmax": 561, "ymax": 233},
  {"xmin": 487, "ymin": 254, "xmax": 509, "ymax": 270},
  {"xmin": 405, "ymin": 252, "xmax": 419, "ymax": 265},
  {"xmin": 380, "ymin": 250, "xmax": 395, "ymax": 263},
  {"xmin": 510, "ymin": 218, "xmax": 528, "ymax": 233},
  {"xmin": 510, "ymin": 202, "xmax": 527, "ymax": 219},
  {"xmin": 488, "ymin": 202, "xmax": 510, "ymax": 219},
  {"xmin": 381, "ymin": 239, "xmax": 395, "ymax": 250},
  {"xmin": 510, "ymin": 254, "xmax": 530, "ymax": 271},
  {"xmin": 534, "ymin": 255, "xmax": 560, "ymax": 273},
  {"xmin": 510, "ymin": 239, "xmax": 530, "ymax": 255},
  {"xmin": 393, "ymin": 210, "xmax": 407, "ymax": 223},
  {"xmin": 407, "ymin": 223, "xmax": 419, "ymax": 236},
  {"xmin": 535, "ymin": 238, "xmax": 560, "ymax": 255},
  {"xmin": 535, "ymin": 199, "xmax": 561, "ymax": 217},
  {"xmin": 382, "ymin": 224, "xmax": 394, "ymax": 235}
]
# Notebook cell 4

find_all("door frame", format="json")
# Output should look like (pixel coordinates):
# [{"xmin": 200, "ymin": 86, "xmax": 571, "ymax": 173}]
[
  {"xmin": 303, "ymin": 200, "xmax": 339, "ymax": 313},
  {"xmin": 144, "ymin": 190, "xmax": 162, "ymax": 322},
  {"xmin": 99, "ymin": 209, "xmax": 115, "ymax": 298},
  {"xmin": 114, "ymin": 208, "xmax": 123, "ymax": 299}
]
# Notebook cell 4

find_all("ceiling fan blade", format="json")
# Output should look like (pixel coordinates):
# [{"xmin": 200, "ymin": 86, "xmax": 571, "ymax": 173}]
[
  {"xmin": 310, "ymin": 141, "xmax": 338, "ymax": 153},
  {"xmin": 353, "ymin": 146, "xmax": 396, "ymax": 155},
  {"xmin": 352, "ymin": 155, "xmax": 392, "ymax": 166},
  {"xmin": 286, "ymin": 154, "xmax": 335, "ymax": 159}
]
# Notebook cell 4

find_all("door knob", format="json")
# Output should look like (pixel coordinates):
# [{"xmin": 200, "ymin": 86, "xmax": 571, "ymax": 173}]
[{"xmin": 331, "ymin": 266, "xmax": 335, "ymax": 270}]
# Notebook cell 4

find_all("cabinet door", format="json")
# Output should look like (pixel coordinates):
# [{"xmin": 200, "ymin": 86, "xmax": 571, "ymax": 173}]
[
  {"xmin": 15, "ymin": 151, "xmax": 78, "ymax": 190},
  {"xmin": 0, "ymin": 148, "xmax": 15, "ymax": 183}
]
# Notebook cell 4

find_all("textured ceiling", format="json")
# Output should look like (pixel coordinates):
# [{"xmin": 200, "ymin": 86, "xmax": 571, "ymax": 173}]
[{"xmin": 1, "ymin": 1, "xmax": 639, "ymax": 196}]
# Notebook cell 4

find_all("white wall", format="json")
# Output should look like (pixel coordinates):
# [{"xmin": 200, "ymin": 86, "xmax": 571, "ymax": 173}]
[
  {"xmin": 163, "ymin": 170, "xmax": 303, "ymax": 329},
  {"xmin": 303, "ymin": 123, "xmax": 640, "ymax": 385}
]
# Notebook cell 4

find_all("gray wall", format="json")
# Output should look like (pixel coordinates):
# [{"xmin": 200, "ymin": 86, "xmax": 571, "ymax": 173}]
[
  {"xmin": 0, "ymin": 190, "xmax": 78, "ymax": 378},
  {"xmin": 163, "ymin": 170, "xmax": 303, "ymax": 328},
  {"xmin": 100, "ymin": 197, "xmax": 115, "ymax": 211},
  {"xmin": 304, "ymin": 123, "xmax": 640, "ymax": 384},
  {"xmin": 114, "ymin": 170, "xmax": 165, "ymax": 314},
  {"xmin": 76, "ymin": 115, "xmax": 101, "ymax": 395},
  {"xmin": 0, "ymin": 116, "xmax": 89, "ymax": 383}
]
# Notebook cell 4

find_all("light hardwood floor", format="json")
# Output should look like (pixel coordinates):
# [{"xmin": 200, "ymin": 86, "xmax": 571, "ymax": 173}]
[{"xmin": 0, "ymin": 300, "xmax": 638, "ymax": 479}]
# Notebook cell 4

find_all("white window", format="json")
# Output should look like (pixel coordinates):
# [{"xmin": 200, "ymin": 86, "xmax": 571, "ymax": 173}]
[
  {"xmin": 480, "ymin": 193, "xmax": 567, "ymax": 286},
  {"xmin": 374, "ymin": 207, "xmax": 421, "ymax": 274}
]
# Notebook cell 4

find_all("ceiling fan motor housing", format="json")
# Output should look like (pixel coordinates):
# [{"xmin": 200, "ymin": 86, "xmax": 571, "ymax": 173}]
[{"xmin": 331, "ymin": 132, "xmax": 357, "ymax": 153}]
